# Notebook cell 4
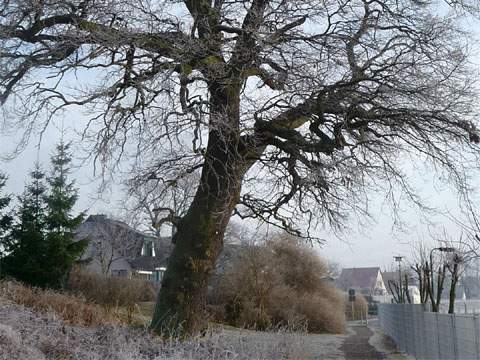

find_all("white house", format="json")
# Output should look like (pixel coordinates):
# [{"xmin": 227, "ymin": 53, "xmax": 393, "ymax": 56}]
[{"xmin": 336, "ymin": 267, "xmax": 388, "ymax": 297}]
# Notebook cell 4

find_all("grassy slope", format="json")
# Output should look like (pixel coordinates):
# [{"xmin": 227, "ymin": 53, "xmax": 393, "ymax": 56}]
[{"xmin": 1, "ymin": 281, "xmax": 346, "ymax": 360}]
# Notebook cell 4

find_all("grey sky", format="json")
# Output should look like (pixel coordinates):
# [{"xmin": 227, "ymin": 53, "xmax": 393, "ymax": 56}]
[{"xmin": 1, "ymin": 7, "xmax": 480, "ymax": 271}]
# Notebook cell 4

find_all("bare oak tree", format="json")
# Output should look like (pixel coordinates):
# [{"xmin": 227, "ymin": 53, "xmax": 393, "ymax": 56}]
[{"xmin": 1, "ymin": 0, "xmax": 480, "ymax": 334}]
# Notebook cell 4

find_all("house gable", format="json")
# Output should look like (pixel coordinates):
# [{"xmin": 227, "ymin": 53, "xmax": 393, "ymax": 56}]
[
  {"xmin": 336, "ymin": 267, "xmax": 386, "ymax": 295},
  {"xmin": 76, "ymin": 215, "xmax": 170, "ymax": 278}
]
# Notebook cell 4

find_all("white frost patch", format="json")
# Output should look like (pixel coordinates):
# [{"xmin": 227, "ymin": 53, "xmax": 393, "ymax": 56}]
[
  {"xmin": 0, "ymin": 296, "xmax": 350, "ymax": 360},
  {"xmin": 0, "ymin": 323, "xmax": 46, "ymax": 360}
]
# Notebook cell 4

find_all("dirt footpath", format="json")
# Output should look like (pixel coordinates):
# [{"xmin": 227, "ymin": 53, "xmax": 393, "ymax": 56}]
[
  {"xmin": 336, "ymin": 320, "xmax": 414, "ymax": 360},
  {"xmin": 221, "ymin": 320, "xmax": 414, "ymax": 359},
  {"xmin": 340, "ymin": 325, "xmax": 384, "ymax": 359}
]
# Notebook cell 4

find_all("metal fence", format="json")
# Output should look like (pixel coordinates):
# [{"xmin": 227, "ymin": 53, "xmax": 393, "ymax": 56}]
[
  {"xmin": 438, "ymin": 300, "xmax": 480, "ymax": 315},
  {"xmin": 378, "ymin": 304, "xmax": 480, "ymax": 359}
]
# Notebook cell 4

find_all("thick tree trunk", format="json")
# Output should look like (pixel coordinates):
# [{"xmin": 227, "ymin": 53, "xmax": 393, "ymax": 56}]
[
  {"xmin": 434, "ymin": 265, "xmax": 446, "ymax": 313},
  {"xmin": 150, "ymin": 187, "xmax": 240, "ymax": 336},
  {"xmin": 426, "ymin": 264, "xmax": 437, "ymax": 312},
  {"xmin": 448, "ymin": 263, "xmax": 459, "ymax": 314},
  {"xmin": 448, "ymin": 279, "xmax": 457, "ymax": 314},
  {"xmin": 150, "ymin": 82, "xmax": 249, "ymax": 336}
]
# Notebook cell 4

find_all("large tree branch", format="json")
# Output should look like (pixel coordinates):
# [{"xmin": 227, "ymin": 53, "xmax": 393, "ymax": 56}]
[
  {"xmin": 1, "ymin": 15, "xmax": 190, "ymax": 56},
  {"xmin": 229, "ymin": 0, "xmax": 269, "ymax": 71}
]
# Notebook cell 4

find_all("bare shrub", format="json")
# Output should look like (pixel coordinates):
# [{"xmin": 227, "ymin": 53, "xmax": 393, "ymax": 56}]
[
  {"xmin": 67, "ymin": 268, "xmax": 157, "ymax": 322},
  {"xmin": 345, "ymin": 293, "xmax": 368, "ymax": 321},
  {"xmin": 211, "ymin": 234, "xmax": 345, "ymax": 333},
  {"xmin": 0, "ymin": 280, "xmax": 113, "ymax": 326}
]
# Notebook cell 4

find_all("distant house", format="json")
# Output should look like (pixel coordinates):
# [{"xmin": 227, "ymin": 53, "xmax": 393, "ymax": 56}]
[
  {"xmin": 76, "ymin": 214, "xmax": 244, "ymax": 285},
  {"xmin": 382, "ymin": 271, "xmax": 414, "ymax": 291},
  {"xmin": 336, "ymin": 267, "xmax": 387, "ymax": 297},
  {"xmin": 381, "ymin": 271, "xmax": 399, "ymax": 287},
  {"xmin": 382, "ymin": 271, "xmax": 404, "ymax": 295},
  {"xmin": 76, "ymin": 215, "xmax": 172, "ymax": 283}
]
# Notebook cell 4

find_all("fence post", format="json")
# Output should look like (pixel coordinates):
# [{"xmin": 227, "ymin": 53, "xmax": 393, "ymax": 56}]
[
  {"xmin": 475, "ymin": 314, "xmax": 480, "ymax": 360},
  {"xmin": 451, "ymin": 315, "xmax": 457, "ymax": 360},
  {"xmin": 421, "ymin": 305, "xmax": 427, "ymax": 359},
  {"xmin": 436, "ymin": 312, "xmax": 442, "ymax": 360},
  {"xmin": 401, "ymin": 305, "xmax": 407, "ymax": 352}
]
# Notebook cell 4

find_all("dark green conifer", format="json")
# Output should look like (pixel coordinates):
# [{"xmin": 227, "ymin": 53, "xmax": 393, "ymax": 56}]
[
  {"xmin": 43, "ymin": 142, "xmax": 87, "ymax": 288},
  {"xmin": 0, "ymin": 173, "xmax": 13, "ymax": 275},
  {"xmin": 2, "ymin": 165, "xmax": 49, "ymax": 286},
  {"xmin": 3, "ymin": 143, "xmax": 87, "ymax": 288}
]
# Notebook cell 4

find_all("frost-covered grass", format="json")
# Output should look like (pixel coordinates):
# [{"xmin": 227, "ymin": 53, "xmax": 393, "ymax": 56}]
[
  {"xmin": 0, "ymin": 280, "xmax": 116, "ymax": 326},
  {"xmin": 0, "ymin": 281, "xmax": 347, "ymax": 359},
  {"xmin": 0, "ymin": 300, "xmax": 315, "ymax": 359}
]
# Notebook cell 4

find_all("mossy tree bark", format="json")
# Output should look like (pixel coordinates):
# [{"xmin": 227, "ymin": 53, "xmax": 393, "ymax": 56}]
[{"xmin": 150, "ymin": 83, "xmax": 252, "ymax": 336}]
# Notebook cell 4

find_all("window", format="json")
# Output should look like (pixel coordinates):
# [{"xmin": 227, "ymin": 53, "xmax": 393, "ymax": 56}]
[
  {"xmin": 142, "ymin": 239, "xmax": 153, "ymax": 256},
  {"xmin": 154, "ymin": 267, "xmax": 166, "ymax": 283},
  {"xmin": 141, "ymin": 237, "xmax": 156, "ymax": 257}
]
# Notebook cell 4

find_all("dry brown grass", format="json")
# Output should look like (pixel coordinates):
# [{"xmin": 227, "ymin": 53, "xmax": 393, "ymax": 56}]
[
  {"xmin": 0, "ymin": 295, "xmax": 337, "ymax": 360},
  {"xmin": 0, "ymin": 280, "xmax": 114, "ymax": 326},
  {"xmin": 0, "ymin": 275, "xmax": 347, "ymax": 359},
  {"xmin": 66, "ymin": 268, "xmax": 157, "ymax": 322},
  {"xmin": 210, "ymin": 234, "xmax": 346, "ymax": 334}
]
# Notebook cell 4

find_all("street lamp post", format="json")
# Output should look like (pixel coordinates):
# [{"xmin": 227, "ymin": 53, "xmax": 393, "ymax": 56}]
[
  {"xmin": 430, "ymin": 247, "xmax": 456, "ymax": 259},
  {"xmin": 394, "ymin": 256, "xmax": 404, "ymax": 303}
]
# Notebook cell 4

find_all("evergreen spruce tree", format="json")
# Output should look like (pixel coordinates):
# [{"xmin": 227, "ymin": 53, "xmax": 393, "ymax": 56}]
[
  {"xmin": 3, "ymin": 143, "xmax": 87, "ymax": 288},
  {"xmin": 2, "ymin": 165, "xmax": 49, "ymax": 286},
  {"xmin": 43, "ymin": 142, "xmax": 87, "ymax": 288},
  {"xmin": 0, "ymin": 173, "xmax": 13, "ymax": 277},
  {"xmin": 0, "ymin": 173, "xmax": 12, "ymax": 243}
]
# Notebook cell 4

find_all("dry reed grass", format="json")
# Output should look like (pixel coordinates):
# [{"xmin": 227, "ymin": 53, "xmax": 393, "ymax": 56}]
[
  {"xmin": 66, "ymin": 268, "xmax": 157, "ymax": 323},
  {"xmin": 0, "ymin": 280, "xmax": 114, "ymax": 326}
]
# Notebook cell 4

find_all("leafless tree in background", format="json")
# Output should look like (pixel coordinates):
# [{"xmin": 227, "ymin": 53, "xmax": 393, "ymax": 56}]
[
  {"xmin": 1, "ymin": 0, "xmax": 480, "ymax": 334},
  {"xmin": 440, "ymin": 233, "xmax": 477, "ymax": 313},
  {"xmin": 124, "ymin": 171, "xmax": 200, "ymax": 237},
  {"xmin": 410, "ymin": 233, "xmax": 477, "ymax": 312},
  {"xmin": 411, "ymin": 244, "xmax": 430, "ymax": 304},
  {"xmin": 327, "ymin": 261, "xmax": 342, "ymax": 279},
  {"xmin": 84, "ymin": 218, "xmax": 140, "ymax": 275},
  {"xmin": 387, "ymin": 274, "xmax": 412, "ymax": 304}
]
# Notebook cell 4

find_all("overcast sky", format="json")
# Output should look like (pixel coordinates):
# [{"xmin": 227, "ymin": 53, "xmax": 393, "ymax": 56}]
[{"xmin": 2, "ymin": 8, "xmax": 480, "ymax": 272}]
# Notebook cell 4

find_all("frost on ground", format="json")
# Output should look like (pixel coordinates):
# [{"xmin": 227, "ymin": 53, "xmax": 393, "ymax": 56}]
[{"xmin": 0, "ymin": 297, "xmax": 346, "ymax": 360}]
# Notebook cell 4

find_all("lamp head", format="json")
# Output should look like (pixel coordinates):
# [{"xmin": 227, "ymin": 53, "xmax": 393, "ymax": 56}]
[{"xmin": 438, "ymin": 247, "xmax": 455, "ymax": 253}]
